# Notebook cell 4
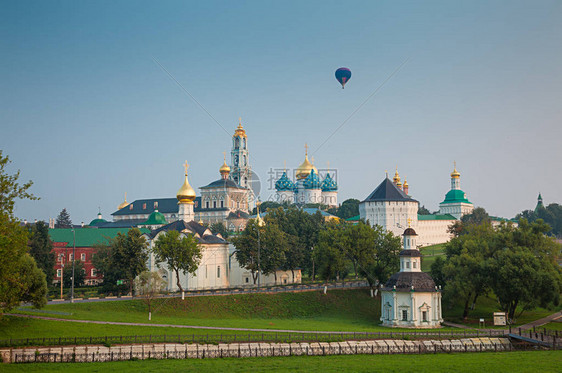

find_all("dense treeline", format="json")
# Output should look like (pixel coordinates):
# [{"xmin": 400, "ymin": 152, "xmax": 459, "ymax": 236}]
[
  {"xmin": 232, "ymin": 205, "xmax": 401, "ymax": 287},
  {"xmin": 432, "ymin": 219, "xmax": 562, "ymax": 321},
  {"xmin": 516, "ymin": 203, "xmax": 562, "ymax": 238}
]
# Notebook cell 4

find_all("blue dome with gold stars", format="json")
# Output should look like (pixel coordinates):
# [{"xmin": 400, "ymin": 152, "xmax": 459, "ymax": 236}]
[
  {"xmin": 321, "ymin": 173, "xmax": 338, "ymax": 192},
  {"xmin": 304, "ymin": 169, "xmax": 321, "ymax": 189},
  {"xmin": 275, "ymin": 171, "xmax": 296, "ymax": 191}
]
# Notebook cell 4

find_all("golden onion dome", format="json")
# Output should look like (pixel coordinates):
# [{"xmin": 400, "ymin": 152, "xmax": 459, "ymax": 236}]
[
  {"xmin": 296, "ymin": 154, "xmax": 319, "ymax": 180},
  {"xmin": 393, "ymin": 167, "xmax": 401, "ymax": 184},
  {"xmin": 219, "ymin": 153, "xmax": 230, "ymax": 175},
  {"xmin": 451, "ymin": 162, "xmax": 460, "ymax": 179},
  {"xmin": 117, "ymin": 192, "xmax": 129, "ymax": 210},
  {"xmin": 233, "ymin": 118, "xmax": 247, "ymax": 138},
  {"xmin": 403, "ymin": 178, "xmax": 409, "ymax": 188},
  {"xmin": 177, "ymin": 162, "xmax": 196, "ymax": 204}
]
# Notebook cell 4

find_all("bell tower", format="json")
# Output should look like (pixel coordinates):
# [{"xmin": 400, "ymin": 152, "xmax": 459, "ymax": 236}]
[{"xmin": 231, "ymin": 118, "xmax": 251, "ymax": 189}]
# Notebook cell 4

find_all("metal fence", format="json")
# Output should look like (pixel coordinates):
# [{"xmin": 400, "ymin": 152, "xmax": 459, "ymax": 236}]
[
  {"xmin": 0, "ymin": 329, "xmax": 509, "ymax": 348},
  {"xmin": 11, "ymin": 341, "xmax": 529, "ymax": 364}
]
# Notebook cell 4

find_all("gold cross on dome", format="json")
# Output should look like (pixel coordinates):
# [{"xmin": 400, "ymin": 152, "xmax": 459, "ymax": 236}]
[
  {"xmin": 223, "ymin": 151, "xmax": 226, "ymax": 162},
  {"xmin": 407, "ymin": 217, "xmax": 412, "ymax": 227},
  {"xmin": 239, "ymin": 117, "xmax": 242, "ymax": 125},
  {"xmin": 183, "ymin": 160, "xmax": 189, "ymax": 175},
  {"xmin": 283, "ymin": 160, "xmax": 287, "ymax": 172},
  {"xmin": 327, "ymin": 161, "xmax": 330, "ymax": 170},
  {"xmin": 304, "ymin": 143, "xmax": 308, "ymax": 155}
]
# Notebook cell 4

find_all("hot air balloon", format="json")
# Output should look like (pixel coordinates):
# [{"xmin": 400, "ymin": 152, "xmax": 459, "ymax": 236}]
[{"xmin": 335, "ymin": 67, "xmax": 352, "ymax": 89}]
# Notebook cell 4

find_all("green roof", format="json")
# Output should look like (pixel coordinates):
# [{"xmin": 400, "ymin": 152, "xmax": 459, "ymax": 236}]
[
  {"xmin": 417, "ymin": 214, "xmax": 457, "ymax": 221},
  {"xmin": 49, "ymin": 228, "xmax": 150, "ymax": 247},
  {"xmin": 345, "ymin": 215, "xmax": 361, "ymax": 221},
  {"xmin": 139, "ymin": 211, "xmax": 167, "ymax": 226},
  {"xmin": 89, "ymin": 218, "xmax": 108, "ymax": 226},
  {"xmin": 440, "ymin": 189, "xmax": 472, "ymax": 204}
]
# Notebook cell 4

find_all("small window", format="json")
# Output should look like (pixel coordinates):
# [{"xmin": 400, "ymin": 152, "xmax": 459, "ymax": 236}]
[
  {"xmin": 154, "ymin": 201, "xmax": 158, "ymax": 209},
  {"xmin": 413, "ymin": 261, "xmax": 417, "ymax": 269},
  {"xmin": 213, "ymin": 201, "xmax": 217, "ymax": 208},
  {"xmin": 194, "ymin": 201, "xmax": 198, "ymax": 207},
  {"xmin": 217, "ymin": 266, "xmax": 221, "ymax": 278},
  {"xmin": 206, "ymin": 201, "xmax": 210, "ymax": 209},
  {"xmin": 129, "ymin": 204, "xmax": 133, "ymax": 210},
  {"xmin": 406, "ymin": 262, "xmax": 410, "ymax": 269},
  {"xmin": 143, "ymin": 203, "xmax": 146, "ymax": 210},
  {"xmin": 422, "ymin": 311, "xmax": 428, "ymax": 322},
  {"xmin": 81, "ymin": 268, "xmax": 86, "ymax": 275},
  {"xmin": 91, "ymin": 268, "xmax": 97, "ymax": 277},
  {"xmin": 57, "ymin": 269, "xmax": 62, "ymax": 277},
  {"xmin": 245, "ymin": 277, "xmax": 249, "ymax": 283},
  {"xmin": 81, "ymin": 253, "xmax": 86, "ymax": 261},
  {"xmin": 220, "ymin": 200, "xmax": 224, "ymax": 208},
  {"xmin": 402, "ymin": 310, "xmax": 408, "ymax": 321},
  {"xmin": 283, "ymin": 279, "xmax": 287, "ymax": 284},
  {"xmin": 69, "ymin": 254, "xmax": 73, "ymax": 261}
]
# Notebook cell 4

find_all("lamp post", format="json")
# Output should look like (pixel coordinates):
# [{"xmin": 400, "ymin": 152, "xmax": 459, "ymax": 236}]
[
  {"xmin": 59, "ymin": 254, "xmax": 64, "ymax": 300},
  {"xmin": 70, "ymin": 226, "xmax": 76, "ymax": 303},
  {"xmin": 311, "ymin": 246, "xmax": 315, "ymax": 282},
  {"xmin": 256, "ymin": 200, "xmax": 264, "ymax": 290}
]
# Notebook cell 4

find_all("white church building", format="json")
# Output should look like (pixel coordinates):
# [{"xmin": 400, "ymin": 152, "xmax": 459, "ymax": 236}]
[
  {"xmin": 143, "ymin": 163, "xmax": 300, "ymax": 292},
  {"xmin": 359, "ymin": 165, "xmax": 474, "ymax": 247},
  {"xmin": 380, "ymin": 226, "xmax": 443, "ymax": 328}
]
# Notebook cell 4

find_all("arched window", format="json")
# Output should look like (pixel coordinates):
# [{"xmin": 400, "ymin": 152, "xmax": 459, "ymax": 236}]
[
  {"xmin": 213, "ymin": 201, "xmax": 217, "ymax": 208},
  {"xmin": 205, "ymin": 200, "xmax": 210, "ymax": 209},
  {"xmin": 220, "ymin": 200, "xmax": 224, "ymax": 208}
]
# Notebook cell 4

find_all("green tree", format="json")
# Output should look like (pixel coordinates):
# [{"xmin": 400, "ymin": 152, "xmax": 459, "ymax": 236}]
[
  {"xmin": 28, "ymin": 221, "xmax": 55, "ymax": 284},
  {"xmin": 418, "ymin": 205, "xmax": 431, "ymax": 215},
  {"xmin": 232, "ymin": 218, "xmax": 288, "ymax": 284},
  {"xmin": 0, "ymin": 151, "xmax": 46, "ymax": 314},
  {"xmin": 55, "ymin": 208, "xmax": 72, "ymax": 228},
  {"xmin": 440, "ymin": 223, "xmax": 496, "ymax": 319},
  {"xmin": 361, "ymin": 224, "xmax": 401, "ymax": 290},
  {"xmin": 63, "ymin": 260, "xmax": 85, "ymax": 288},
  {"xmin": 135, "ymin": 270, "xmax": 167, "ymax": 320},
  {"xmin": 489, "ymin": 219, "xmax": 562, "ymax": 320},
  {"xmin": 461, "ymin": 207, "xmax": 490, "ymax": 226},
  {"xmin": 210, "ymin": 222, "xmax": 229, "ymax": 239},
  {"xmin": 91, "ymin": 243, "xmax": 126, "ymax": 293},
  {"xmin": 153, "ymin": 230, "xmax": 202, "ymax": 294},
  {"xmin": 111, "ymin": 228, "xmax": 149, "ymax": 295},
  {"xmin": 335, "ymin": 198, "xmax": 360, "ymax": 220},
  {"xmin": 314, "ymin": 223, "xmax": 349, "ymax": 282}
]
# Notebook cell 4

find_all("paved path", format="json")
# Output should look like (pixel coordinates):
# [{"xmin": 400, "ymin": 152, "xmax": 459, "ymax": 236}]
[{"xmin": 518, "ymin": 310, "xmax": 562, "ymax": 331}]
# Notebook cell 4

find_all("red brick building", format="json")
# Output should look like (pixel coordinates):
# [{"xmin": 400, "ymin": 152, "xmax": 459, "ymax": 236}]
[{"xmin": 49, "ymin": 228, "xmax": 149, "ymax": 286}]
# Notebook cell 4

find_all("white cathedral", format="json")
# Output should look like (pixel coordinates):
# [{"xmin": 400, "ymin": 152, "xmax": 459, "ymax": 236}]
[
  {"xmin": 359, "ymin": 164, "xmax": 474, "ymax": 247},
  {"xmin": 274, "ymin": 145, "xmax": 338, "ymax": 207}
]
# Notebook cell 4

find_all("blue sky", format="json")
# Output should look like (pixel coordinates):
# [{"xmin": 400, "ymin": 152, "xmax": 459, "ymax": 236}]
[{"xmin": 2, "ymin": 0, "xmax": 561, "ymax": 223}]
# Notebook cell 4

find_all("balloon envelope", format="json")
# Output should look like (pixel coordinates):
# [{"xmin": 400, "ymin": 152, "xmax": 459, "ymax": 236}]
[{"xmin": 335, "ymin": 67, "xmax": 352, "ymax": 88}]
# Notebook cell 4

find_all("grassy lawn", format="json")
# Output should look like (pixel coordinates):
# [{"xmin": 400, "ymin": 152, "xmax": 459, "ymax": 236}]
[
  {"xmin": 1, "ymin": 351, "xmax": 560, "ymax": 372},
  {"xmin": 420, "ymin": 243, "xmax": 446, "ymax": 272},
  {"xmin": 442, "ymin": 293, "xmax": 560, "ymax": 327},
  {"xmin": 12, "ymin": 290, "xmax": 398, "ymax": 332},
  {"xmin": 542, "ymin": 321, "xmax": 562, "ymax": 331}
]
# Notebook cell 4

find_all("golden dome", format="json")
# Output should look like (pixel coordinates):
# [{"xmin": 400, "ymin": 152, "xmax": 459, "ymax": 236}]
[
  {"xmin": 233, "ymin": 118, "xmax": 247, "ymax": 138},
  {"xmin": 451, "ymin": 161, "xmax": 460, "ymax": 179},
  {"xmin": 117, "ymin": 192, "xmax": 129, "ymax": 210},
  {"xmin": 296, "ymin": 144, "xmax": 318, "ymax": 180},
  {"xmin": 403, "ymin": 178, "xmax": 409, "ymax": 188},
  {"xmin": 177, "ymin": 161, "xmax": 196, "ymax": 204},
  {"xmin": 393, "ymin": 167, "xmax": 401, "ymax": 184},
  {"xmin": 219, "ymin": 153, "xmax": 230, "ymax": 175}
]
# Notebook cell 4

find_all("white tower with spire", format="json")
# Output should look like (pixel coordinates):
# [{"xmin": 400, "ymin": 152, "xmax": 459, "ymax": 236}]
[{"xmin": 231, "ymin": 118, "xmax": 251, "ymax": 189}]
